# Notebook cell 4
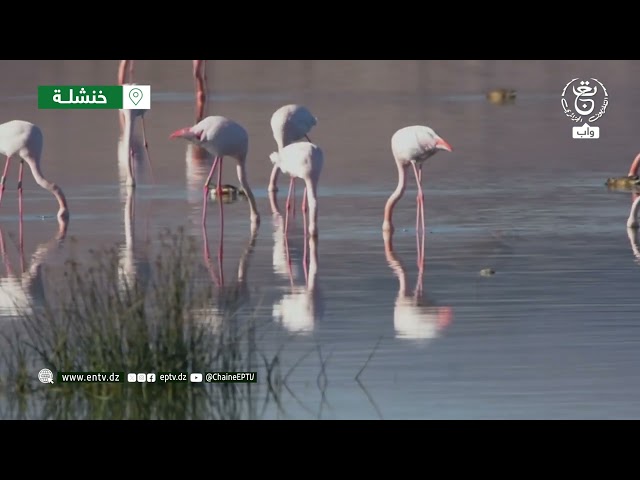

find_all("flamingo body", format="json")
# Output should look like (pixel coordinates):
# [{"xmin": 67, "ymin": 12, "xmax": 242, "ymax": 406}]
[
  {"xmin": 268, "ymin": 104, "xmax": 317, "ymax": 192},
  {"xmin": 269, "ymin": 141, "xmax": 323, "ymax": 237},
  {"xmin": 382, "ymin": 125, "xmax": 452, "ymax": 234},
  {"xmin": 170, "ymin": 116, "xmax": 259, "ymax": 229},
  {"xmin": 0, "ymin": 120, "xmax": 69, "ymax": 220}
]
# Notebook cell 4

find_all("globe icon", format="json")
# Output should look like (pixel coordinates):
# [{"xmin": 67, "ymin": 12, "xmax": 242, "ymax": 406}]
[{"xmin": 38, "ymin": 368, "xmax": 54, "ymax": 384}]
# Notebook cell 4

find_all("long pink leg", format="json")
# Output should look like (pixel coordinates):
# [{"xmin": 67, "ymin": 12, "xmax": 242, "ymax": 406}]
[
  {"xmin": 218, "ymin": 201, "xmax": 224, "ymax": 287},
  {"xmin": 302, "ymin": 186, "xmax": 308, "ymax": 214},
  {"xmin": 412, "ymin": 163, "xmax": 425, "ymax": 267},
  {"xmin": 284, "ymin": 177, "xmax": 295, "ymax": 236},
  {"xmin": 193, "ymin": 60, "xmax": 207, "ymax": 122},
  {"xmin": 140, "ymin": 116, "xmax": 154, "ymax": 184},
  {"xmin": 202, "ymin": 224, "xmax": 221, "ymax": 287},
  {"xmin": 18, "ymin": 160, "xmax": 24, "ymax": 221},
  {"xmin": 0, "ymin": 227, "xmax": 11, "ymax": 277},
  {"xmin": 302, "ymin": 188, "xmax": 309, "ymax": 284},
  {"xmin": 202, "ymin": 156, "xmax": 220, "ymax": 225},
  {"xmin": 216, "ymin": 157, "xmax": 224, "ymax": 237},
  {"xmin": 0, "ymin": 156, "xmax": 11, "ymax": 208},
  {"xmin": 18, "ymin": 160, "xmax": 24, "ymax": 252}
]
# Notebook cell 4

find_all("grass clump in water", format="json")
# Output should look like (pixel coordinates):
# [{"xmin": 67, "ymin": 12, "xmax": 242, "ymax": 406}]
[{"xmin": 1, "ymin": 228, "xmax": 284, "ymax": 420}]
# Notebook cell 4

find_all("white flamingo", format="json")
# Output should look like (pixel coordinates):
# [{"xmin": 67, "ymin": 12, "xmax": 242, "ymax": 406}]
[
  {"xmin": 382, "ymin": 125, "xmax": 453, "ymax": 236},
  {"xmin": 170, "ymin": 116, "xmax": 260, "ymax": 234},
  {"xmin": 0, "ymin": 120, "xmax": 69, "ymax": 221},
  {"xmin": 269, "ymin": 104, "xmax": 318, "ymax": 202},
  {"xmin": 269, "ymin": 142, "xmax": 323, "ymax": 238}
]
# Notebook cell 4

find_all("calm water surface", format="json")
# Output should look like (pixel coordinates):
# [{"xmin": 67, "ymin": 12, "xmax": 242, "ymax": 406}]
[{"xmin": 1, "ymin": 60, "xmax": 640, "ymax": 419}]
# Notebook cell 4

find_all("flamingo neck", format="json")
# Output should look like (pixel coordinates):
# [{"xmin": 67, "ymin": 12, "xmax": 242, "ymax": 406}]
[
  {"xmin": 629, "ymin": 153, "xmax": 640, "ymax": 176},
  {"xmin": 28, "ymin": 159, "xmax": 68, "ymax": 217},
  {"xmin": 383, "ymin": 162, "xmax": 407, "ymax": 230}
]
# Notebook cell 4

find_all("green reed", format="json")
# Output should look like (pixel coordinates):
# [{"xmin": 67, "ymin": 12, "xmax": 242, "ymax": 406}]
[{"xmin": 0, "ymin": 228, "xmax": 287, "ymax": 420}]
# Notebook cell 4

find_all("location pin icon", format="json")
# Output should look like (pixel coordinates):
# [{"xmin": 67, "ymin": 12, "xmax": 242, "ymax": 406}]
[{"xmin": 129, "ymin": 88, "xmax": 143, "ymax": 106}]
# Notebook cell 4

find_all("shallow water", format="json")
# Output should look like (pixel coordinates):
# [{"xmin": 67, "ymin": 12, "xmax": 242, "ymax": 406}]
[{"xmin": 1, "ymin": 60, "xmax": 640, "ymax": 419}]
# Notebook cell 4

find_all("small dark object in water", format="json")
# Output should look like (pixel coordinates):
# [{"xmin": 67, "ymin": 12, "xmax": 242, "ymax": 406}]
[
  {"xmin": 210, "ymin": 184, "xmax": 247, "ymax": 203},
  {"xmin": 479, "ymin": 268, "xmax": 495, "ymax": 276},
  {"xmin": 486, "ymin": 89, "xmax": 516, "ymax": 104},
  {"xmin": 605, "ymin": 175, "xmax": 640, "ymax": 189}
]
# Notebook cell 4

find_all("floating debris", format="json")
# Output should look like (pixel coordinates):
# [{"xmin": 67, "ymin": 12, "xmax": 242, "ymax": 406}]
[
  {"xmin": 209, "ymin": 184, "xmax": 247, "ymax": 203},
  {"xmin": 486, "ymin": 89, "xmax": 516, "ymax": 105},
  {"xmin": 479, "ymin": 268, "xmax": 496, "ymax": 277},
  {"xmin": 605, "ymin": 175, "xmax": 640, "ymax": 190}
]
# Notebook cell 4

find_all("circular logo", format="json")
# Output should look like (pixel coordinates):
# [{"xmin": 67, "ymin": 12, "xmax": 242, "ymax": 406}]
[
  {"xmin": 561, "ymin": 78, "xmax": 608, "ymax": 124},
  {"xmin": 38, "ymin": 368, "xmax": 54, "ymax": 384}
]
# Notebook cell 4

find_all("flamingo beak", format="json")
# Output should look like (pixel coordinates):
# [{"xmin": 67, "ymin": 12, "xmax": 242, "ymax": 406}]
[
  {"xmin": 169, "ymin": 127, "xmax": 192, "ymax": 140},
  {"xmin": 436, "ymin": 138, "xmax": 453, "ymax": 152}
]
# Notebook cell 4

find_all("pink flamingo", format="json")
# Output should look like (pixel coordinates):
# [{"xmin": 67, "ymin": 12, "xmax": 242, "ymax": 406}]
[
  {"xmin": 0, "ymin": 120, "xmax": 69, "ymax": 223},
  {"xmin": 269, "ymin": 105, "xmax": 318, "ymax": 210},
  {"xmin": 382, "ymin": 125, "xmax": 453, "ymax": 236},
  {"xmin": 169, "ymin": 116, "xmax": 260, "ymax": 234},
  {"xmin": 118, "ymin": 60, "xmax": 207, "ymax": 121},
  {"xmin": 269, "ymin": 141, "xmax": 323, "ymax": 239}
]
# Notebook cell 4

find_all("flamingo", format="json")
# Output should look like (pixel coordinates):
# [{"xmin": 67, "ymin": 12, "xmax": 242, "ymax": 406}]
[
  {"xmin": 383, "ymin": 230, "xmax": 453, "ymax": 341},
  {"xmin": 0, "ymin": 120, "xmax": 69, "ymax": 221},
  {"xmin": 118, "ymin": 60, "xmax": 207, "ymax": 121},
  {"xmin": 382, "ymin": 125, "xmax": 453, "ymax": 239},
  {"xmin": 119, "ymin": 90, "xmax": 153, "ymax": 186},
  {"xmin": 269, "ymin": 104, "xmax": 317, "ymax": 195},
  {"xmin": 169, "ymin": 116, "xmax": 260, "ymax": 234},
  {"xmin": 269, "ymin": 141, "xmax": 323, "ymax": 239}
]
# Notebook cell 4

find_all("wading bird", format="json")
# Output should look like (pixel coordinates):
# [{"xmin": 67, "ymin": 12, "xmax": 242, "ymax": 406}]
[
  {"xmin": 0, "ymin": 120, "xmax": 69, "ymax": 221},
  {"xmin": 118, "ymin": 60, "xmax": 207, "ymax": 121},
  {"xmin": 119, "ymin": 91, "xmax": 153, "ymax": 186},
  {"xmin": 269, "ymin": 105, "xmax": 318, "ymax": 210},
  {"xmin": 382, "ymin": 125, "xmax": 453, "ymax": 235},
  {"xmin": 269, "ymin": 141, "xmax": 323, "ymax": 239},
  {"xmin": 170, "ymin": 116, "xmax": 260, "ymax": 233}
]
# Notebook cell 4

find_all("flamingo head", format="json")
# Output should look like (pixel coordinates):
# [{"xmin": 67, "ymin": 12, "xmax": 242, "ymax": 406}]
[
  {"xmin": 169, "ymin": 126, "xmax": 201, "ymax": 142},
  {"xmin": 435, "ymin": 137, "xmax": 453, "ymax": 152}
]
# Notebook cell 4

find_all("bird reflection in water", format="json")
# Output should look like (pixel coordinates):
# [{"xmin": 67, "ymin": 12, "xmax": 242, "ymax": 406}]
[
  {"xmin": 0, "ymin": 216, "xmax": 68, "ymax": 317},
  {"xmin": 269, "ymin": 191, "xmax": 323, "ymax": 335},
  {"xmin": 199, "ymin": 223, "xmax": 258, "ymax": 331},
  {"xmin": 117, "ymin": 185, "xmax": 151, "ymax": 296},
  {"xmin": 627, "ymin": 191, "xmax": 640, "ymax": 264},
  {"xmin": 383, "ymin": 230, "xmax": 453, "ymax": 341},
  {"xmin": 268, "ymin": 190, "xmax": 304, "ymax": 282}
]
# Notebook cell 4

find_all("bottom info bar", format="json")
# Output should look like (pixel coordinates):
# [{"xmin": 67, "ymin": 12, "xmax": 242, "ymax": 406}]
[{"xmin": 124, "ymin": 372, "xmax": 257, "ymax": 383}]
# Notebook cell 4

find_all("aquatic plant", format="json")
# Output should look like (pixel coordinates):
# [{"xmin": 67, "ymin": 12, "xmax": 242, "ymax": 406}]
[{"xmin": 0, "ymin": 228, "xmax": 287, "ymax": 420}]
